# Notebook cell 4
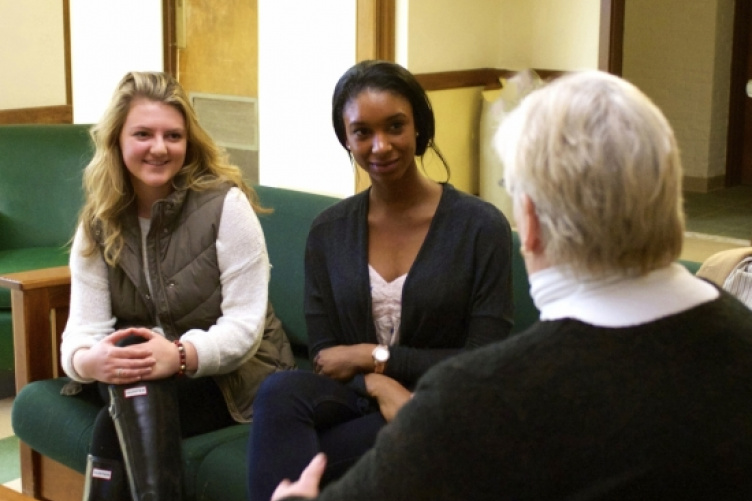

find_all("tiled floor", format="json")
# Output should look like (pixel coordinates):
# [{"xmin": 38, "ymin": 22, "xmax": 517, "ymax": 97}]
[
  {"xmin": 0, "ymin": 186, "xmax": 749, "ymax": 494},
  {"xmin": 680, "ymin": 185, "xmax": 751, "ymax": 262},
  {"xmin": 684, "ymin": 185, "xmax": 752, "ymax": 242}
]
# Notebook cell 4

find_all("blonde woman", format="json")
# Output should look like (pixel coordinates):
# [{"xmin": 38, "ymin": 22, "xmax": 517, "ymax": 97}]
[{"xmin": 60, "ymin": 71, "xmax": 294, "ymax": 500}]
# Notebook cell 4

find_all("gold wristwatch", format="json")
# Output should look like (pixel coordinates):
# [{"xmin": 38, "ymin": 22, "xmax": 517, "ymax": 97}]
[{"xmin": 372, "ymin": 345, "xmax": 390, "ymax": 374}]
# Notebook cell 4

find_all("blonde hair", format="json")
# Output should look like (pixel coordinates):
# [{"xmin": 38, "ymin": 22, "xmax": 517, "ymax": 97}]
[
  {"xmin": 78, "ymin": 71, "xmax": 266, "ymax": 266},
  {"xmin": 495, "ymin": 70, "xmax": 684, "ymax": 277}
]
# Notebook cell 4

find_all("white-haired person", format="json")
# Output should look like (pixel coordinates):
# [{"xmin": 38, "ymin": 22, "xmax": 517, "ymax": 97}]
[{"xmin": 270, "ymin": 70, "xmax": 752, "ymax": 501}]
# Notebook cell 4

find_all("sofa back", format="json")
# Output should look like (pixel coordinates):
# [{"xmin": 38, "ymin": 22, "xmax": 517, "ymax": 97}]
[
  {"xmin": 510, "ymin": 231, "xmax": 538, "ymax": 334},
  {"xmin": 253, "ymin": 186, "xmax": 340, "ymax": 363},
  {"xmin": 0, "ymin": 124, "xmax": 92, "ymax": 250}
]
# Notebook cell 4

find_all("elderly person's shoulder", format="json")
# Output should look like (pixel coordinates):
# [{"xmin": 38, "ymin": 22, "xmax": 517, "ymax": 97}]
[
  {"xmin": 420, "ymin": 287, "xmax": 752, "ymax": 390},
  {"xmin": 414, "ymin": 321, "xmax": 559, "ymax": 390}
]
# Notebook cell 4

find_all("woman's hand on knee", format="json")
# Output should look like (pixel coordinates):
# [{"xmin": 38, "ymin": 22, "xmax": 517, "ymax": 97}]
[
  {"xmin": 139, "ymin": 333, "xmax": 192, "ymax": 380},
  {"xmin": 72, "ymin": 328, "xmax": 155, "ymax": 384},
  {"xmin": 313, "ymin": 345, "xmax": 372, "ymax": 381}
]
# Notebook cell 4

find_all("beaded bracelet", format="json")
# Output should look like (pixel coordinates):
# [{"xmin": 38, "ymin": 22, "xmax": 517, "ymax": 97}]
[{"xmin": 174, "ymin": 340, "xmax": 186, "ymax": 376}]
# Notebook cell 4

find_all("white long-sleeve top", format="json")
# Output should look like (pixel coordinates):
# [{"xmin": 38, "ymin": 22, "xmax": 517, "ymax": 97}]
[{"xmin": 61, "ymin": 187, "xmax": 270, "ymax": 383}]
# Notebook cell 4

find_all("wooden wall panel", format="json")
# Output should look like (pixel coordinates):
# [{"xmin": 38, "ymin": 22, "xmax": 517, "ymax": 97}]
[
  {"xmin": 178, "ymin": 0, "xmax": 257, "ymax": 97},
  {"xmin": 0, "ymin": 105, "xmax": 72, "ymax": 125}
]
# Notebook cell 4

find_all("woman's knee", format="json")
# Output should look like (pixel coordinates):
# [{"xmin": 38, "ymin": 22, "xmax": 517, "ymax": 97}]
[
  {"xmin": 254, "ymin": 371, "xmax": 316, "ymax": 412},
  {"xmin": 254, "ymin": 370, "xmax": 355, "ymax": 421}
]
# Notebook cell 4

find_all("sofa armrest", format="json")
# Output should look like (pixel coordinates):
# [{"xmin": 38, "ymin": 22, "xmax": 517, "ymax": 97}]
[
  {"xmin": 0, "ymin": 266, "xmax": 82, "ymax": 501},
  {"xmin": 0, "ymin": 266, "xmax": 71, "ymax": 391}
]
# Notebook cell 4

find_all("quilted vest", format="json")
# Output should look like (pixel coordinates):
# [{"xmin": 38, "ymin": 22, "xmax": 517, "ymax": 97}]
[
  {"xmin": 102, "ymin": 185, "xmax": 295, "ymax": 422},
  {"xmin": 109, "ymin": 186, "xmax": 226, "ymax": 337}
]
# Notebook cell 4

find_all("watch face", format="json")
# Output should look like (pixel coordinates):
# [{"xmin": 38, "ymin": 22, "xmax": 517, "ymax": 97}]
[{"xmin": 374, "ymin": 346, "xmax": 389, "ymax": 362}]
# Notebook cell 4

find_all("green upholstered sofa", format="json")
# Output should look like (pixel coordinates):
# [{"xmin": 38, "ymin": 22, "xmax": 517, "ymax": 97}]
[
  {"xmin": 3, "ymin": 124, "xmax": 702, "ymax": 501},
  {"xmin": 0, "ymin": 125, "xmax": 92, "ymax": 398}
]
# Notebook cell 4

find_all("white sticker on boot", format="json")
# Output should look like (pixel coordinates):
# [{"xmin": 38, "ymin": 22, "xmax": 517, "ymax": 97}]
[
  {"xmin": 92, "ymin": 468, "xmax": 112, "ymax": 480},
  {"xmin": 124, "ymin": 386, "xmax": 148, "ymax": 398}
]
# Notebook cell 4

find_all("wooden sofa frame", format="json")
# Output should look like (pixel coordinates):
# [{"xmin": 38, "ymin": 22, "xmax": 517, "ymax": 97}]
[{"xmin": 0, "ymin": 266, "xmax": 83, "ymax": 501}]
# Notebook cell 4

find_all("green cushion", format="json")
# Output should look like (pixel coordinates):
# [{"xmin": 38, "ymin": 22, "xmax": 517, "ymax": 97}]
[
  {"xmin": 195, "ymin": 435, "xmax": 250, "ymax": 501},
  {"xmin": 680, "ymin": 258, "xmax": 702, "ymax": 275},
  {"xmin": 182, "ymin": 424, "xmax": 249, "ymax": 501},
  {"xmin": 0, "ymin": 247, "xmax": 70, "ymax": 308},
  {"xmin": 12, "ymin": 378, "xmax": 99, "ymax": 473}
]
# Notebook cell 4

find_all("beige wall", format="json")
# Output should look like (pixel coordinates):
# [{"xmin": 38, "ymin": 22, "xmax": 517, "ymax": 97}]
[
  {"xmin": 400, "ymin": 0, "xmax": 601, "ymax": 197},
  {"xmin": 425, "ymin": 88, "xmax": 483, "ymax": 193},
  {"xmin": 401, "ymin": 0, "xmax": 600, "ymax": 73},
  {"xmin": 498, "ymin": 0, "xmax": 600, "ymax": 71},
  {"xmin": 0, "ymin": 0, "xmax": 66, "ymax": 110},
  {"xmin": 400, "ymin": 0, "xmax": 504, "ymax": 73},
  {"xmin": 623, "ymin": 0, "xmax": 734, "ymax": 191}
]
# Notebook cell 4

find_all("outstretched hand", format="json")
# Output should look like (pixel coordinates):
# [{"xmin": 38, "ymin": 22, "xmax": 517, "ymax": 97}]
[{"xmin": 271, "ymin": 453, "xmax": 326, "ymax": 501}]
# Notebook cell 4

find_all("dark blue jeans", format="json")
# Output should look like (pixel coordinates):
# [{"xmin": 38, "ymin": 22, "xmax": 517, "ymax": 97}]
[{"xmin": 247, "ymin": 371, "xmax": 386, "ymax": 501}]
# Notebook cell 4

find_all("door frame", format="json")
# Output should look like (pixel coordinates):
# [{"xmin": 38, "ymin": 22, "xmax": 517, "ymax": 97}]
[
  {"xmin": 726, "ymin": 0, "xmax": 750, "ymax": 185},
  {"xmin": 598, "ymin": 0, "xmax": 624, "ymax": 74},
  {"xmin": 163, "ymin": 0, "xmax": 177, "ymax": 76}
]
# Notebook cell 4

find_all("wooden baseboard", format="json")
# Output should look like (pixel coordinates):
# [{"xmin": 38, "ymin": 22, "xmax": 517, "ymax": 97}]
[
  {"xmin": 415, "ymin": 67, "xmax": 565, "ymax": 91},
  {"xmin": 683, "ymin": 174, "xmax": 726, "ymax": 193}
]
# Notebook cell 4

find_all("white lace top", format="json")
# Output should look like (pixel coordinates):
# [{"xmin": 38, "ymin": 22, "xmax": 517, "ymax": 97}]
[{"xmin": 369, "ymin": 265, "xmax": 406, "ymax": 346}]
